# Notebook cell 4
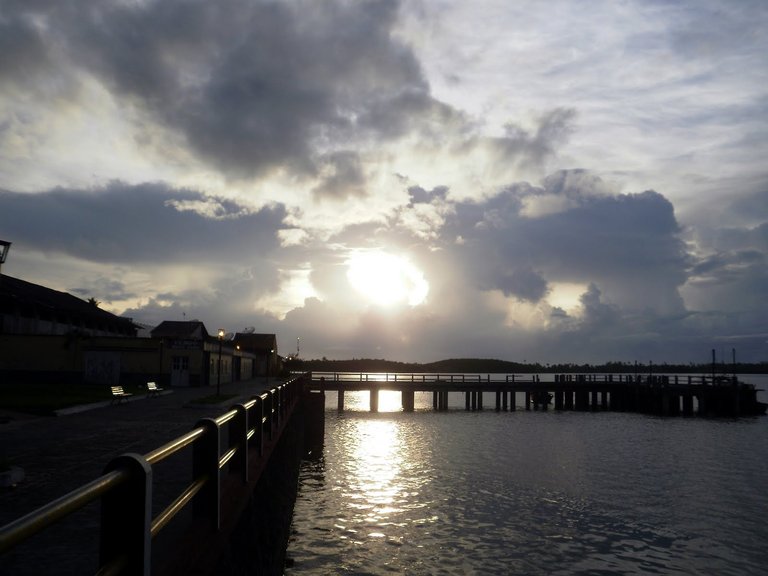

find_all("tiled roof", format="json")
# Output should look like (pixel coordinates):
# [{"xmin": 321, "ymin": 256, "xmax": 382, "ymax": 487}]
[
  {"xmin": 233, "ymin": 333, "xmax": 277, "ymax": 352},
  {"xmin": 151, "ymin": 320, "xmax": 209, "ymax": 339}
]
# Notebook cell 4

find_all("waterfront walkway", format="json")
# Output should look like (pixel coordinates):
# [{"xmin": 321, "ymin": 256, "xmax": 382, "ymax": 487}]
[{"xmin": 0, "ymin": 377, "xmax": 279, "ymax": 575}]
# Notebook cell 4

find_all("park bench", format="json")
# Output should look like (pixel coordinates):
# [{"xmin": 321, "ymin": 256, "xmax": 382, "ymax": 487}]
[
  {"xmin": 146, "ymin": 381, "xmax": 164, "ymax": 397},
  {"xmin": 110, "ymin": 386, "xmax": 133, "ymax": 404}
]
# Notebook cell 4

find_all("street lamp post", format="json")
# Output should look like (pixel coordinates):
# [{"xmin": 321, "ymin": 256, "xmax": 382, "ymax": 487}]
[{"xmin": 217, "ymin": 328, "xmax": 225, "ymax": 396}]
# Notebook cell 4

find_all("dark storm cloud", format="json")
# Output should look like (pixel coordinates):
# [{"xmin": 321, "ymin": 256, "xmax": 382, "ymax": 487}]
[
  {"xmin": 1, "ymin": 0, "xmax": 435, "ymax": 179},
  {"xmin": 0, "ymin": 182, "xmax": 286, "ymax": 263},
  {"xmin": 471, "ymin": 108, "xmax": 576, "ymax": 176},
  {"xmin": 408, "ymin": 185, "xmax": 448, "ymax": 205},
  {"xmin": 312, "ymin": 152, "xmax": 368, "ymax": 201},
  {"xmin": 685, "ymin": 236, "xmax": 768, "ymax": 316},
  {"xmin": 727, "ymin": 189, "xmax": 768, "ymax": 224},
  {"xmin": 70, "ymin": 278, "xmax": 136, "ymax": 305},
  {"xmin": 0, "ymin": 9, "xmax": 51, "ymax": 85},
  {"xmin": 447, "ymin": 170, "xmax": 690, "ymax": 313},
  {"xmin": 496, "ymin": 266, "xmax": 548, "ymax": 303},
  {"xmin": 691, "ymin": 250, "xmax": 765, "ymax": 281},
  {"xmin": 684, "ymin": 186, "xmax": 768, "ymax": 318}
]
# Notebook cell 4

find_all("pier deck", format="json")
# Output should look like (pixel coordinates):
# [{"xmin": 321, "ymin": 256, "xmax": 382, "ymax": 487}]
[{"xmin": 307, "ymin": 372, "xmax": 766, "ymax": 417}]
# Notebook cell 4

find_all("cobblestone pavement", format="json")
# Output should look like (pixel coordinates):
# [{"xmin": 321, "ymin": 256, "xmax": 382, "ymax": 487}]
[{"xmin": 0, "ymin": 378, "xmax": 280, "ymax": 574}]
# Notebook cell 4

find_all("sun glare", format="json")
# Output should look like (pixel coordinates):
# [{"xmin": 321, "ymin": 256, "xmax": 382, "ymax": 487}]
[{"xmin": 346, "ymin": 251, "xmax": 429, "ymax": 307}]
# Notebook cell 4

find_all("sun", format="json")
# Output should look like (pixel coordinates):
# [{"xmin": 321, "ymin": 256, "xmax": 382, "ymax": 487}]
[{"xmin": 346, "ymin": 251, "xmax": 429, "ymax": 307}]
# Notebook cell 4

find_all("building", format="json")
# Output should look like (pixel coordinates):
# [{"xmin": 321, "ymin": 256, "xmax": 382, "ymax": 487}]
[
  {"xmin": 0, "ymin": 273, "xmax": 268, "ymax": 388},
  {"xmin": 0, "ymin": 274, "xmax": 136, "ymax": 337},
  {"xmin": 0, "ymin": 273, "xmax": 146, "ymax": 385},
  {"xmin": 150, "ymin": 320, "xmax": 259, "ymax": 387},
  {"xmin": 233, "ymin": 332, "xmax": 279, "ymax": 377}
]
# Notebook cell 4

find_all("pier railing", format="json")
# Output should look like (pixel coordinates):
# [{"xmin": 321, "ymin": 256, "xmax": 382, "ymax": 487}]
[
  {"xmin": 309, "ymin": 371, "xmax": 743, "ymax": 386},
  {"xmin": 305, "ymin": 372, "xmax": 765, "ymax": 417},
  {"xmin": 0, "ymin": 373, "xmax": 309, "ymax": 575}
]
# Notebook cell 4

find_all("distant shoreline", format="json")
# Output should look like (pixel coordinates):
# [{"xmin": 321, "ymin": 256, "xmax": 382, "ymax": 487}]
[{"xmin": 289, "ymin": 357, "xmax": 768, "ymax": 375}]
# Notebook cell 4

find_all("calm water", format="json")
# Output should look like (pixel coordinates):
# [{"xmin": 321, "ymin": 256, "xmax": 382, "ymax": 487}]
[{"xmin": 286, "ymin": 376, "xmax": 768, "ymax": 575}]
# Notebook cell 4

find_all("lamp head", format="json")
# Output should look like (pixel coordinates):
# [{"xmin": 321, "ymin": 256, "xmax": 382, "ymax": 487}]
[{"xmin": 217, "ymin": 328, "xmax": 225, "ymax": 339}]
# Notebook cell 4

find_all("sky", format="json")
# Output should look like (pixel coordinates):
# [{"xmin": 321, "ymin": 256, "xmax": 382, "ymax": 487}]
[{"xmin": 1, "ymin": 0, "xmax": 767, "ymax": 364}]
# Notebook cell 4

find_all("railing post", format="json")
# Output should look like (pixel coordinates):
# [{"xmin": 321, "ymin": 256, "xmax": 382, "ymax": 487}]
[
  {"xmin": 229, "ymin": 404, "xmax": 249, "ymax": 482},
  {"xmin": 276, "ymin": 386, "xmax": 283, "ymax": 426},
  {"xmin": 100, "ymin": 454, "xmax": 152, "ymax": 575},
  {"xmin": 266, "ymin": 390, "xmax": 275, "ymax": 440},
  {"xmin": 253, "ymin": 395, "xmax": 264, "ymax": 456},
  {"xmin": 273, "ymin": 387, "xmax": 281, "ymax": 429},
  {"xmin": 193, "ymin": 418, "xmax": 220, "ymax": 531}
]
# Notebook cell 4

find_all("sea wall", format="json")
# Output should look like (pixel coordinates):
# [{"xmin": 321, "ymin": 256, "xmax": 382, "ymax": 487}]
[{"xmin": 211, "ymin": 390, "xmax": 325, "ymax": 575}]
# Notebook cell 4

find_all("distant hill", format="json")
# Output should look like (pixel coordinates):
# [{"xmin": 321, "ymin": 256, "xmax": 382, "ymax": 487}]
[
  {"xmin": 288, "ymin": 357, "xmax": 768, "ymax": 374},
  {"xmin": 421, "ymin": 358, "xmax": 528, "ymax": 373}
]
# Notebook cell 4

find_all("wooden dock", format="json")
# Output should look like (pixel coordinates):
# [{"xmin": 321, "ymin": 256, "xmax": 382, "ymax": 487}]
[{"xmin": 307, "ymin": 372, "xmax": 766, "ymax": 417}]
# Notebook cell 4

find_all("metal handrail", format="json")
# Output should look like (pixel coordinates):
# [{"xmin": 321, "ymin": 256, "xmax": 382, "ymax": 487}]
[
  {"xmin": 95, "ymin": 553, "xmax": 129, "ymax": 576},
  {"xmin": 0, "ymin": 372, "xmax": 312, "ymax": 574},
  {"xmin": 219, "ymin": 447, "xmax": 238, "ymax": 469},
  {"xmin": 150, "ymin": 475, "xmax": 208, "ymax": 537},
  {"xmin": 0, "ymin": 469, "xmax": 126, "ymax": 552},
  {"xmin": 214, "ymin": 407, "xmax": 238, "ymax": 426},
  {"xmin": 145, "ymin": 427, "xmax": 206, "ymax": 465}
]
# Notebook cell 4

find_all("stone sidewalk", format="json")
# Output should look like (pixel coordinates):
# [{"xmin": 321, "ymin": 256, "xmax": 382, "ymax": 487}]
[
  {"xmin": 1, "ymin": 377, "xmax": 287, "ymax": 574},
  {"xmin": 1, "ymin": 378, "xmax": 281, "ymax": 527}
]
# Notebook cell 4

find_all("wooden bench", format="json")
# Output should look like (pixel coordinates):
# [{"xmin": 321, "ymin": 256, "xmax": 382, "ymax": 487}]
[
  {"xmin": 110, "ymin": 386, "xmax": 133, "ymax": 404},
  {"xmin": 146, "ymin": 381, "xmax": 164, "ymax": 397}
]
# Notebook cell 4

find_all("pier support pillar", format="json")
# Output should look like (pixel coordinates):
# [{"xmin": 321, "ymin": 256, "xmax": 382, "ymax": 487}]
[
  {"xmin": 502, "ymin": 391, "xmax": 508, "ymax": 411},
  {"xmin": 337, "ymin": 390, "xmax": 345, "ymax": 412},
  {"xmin": 465, "ymin": 391, "xmax": 471, "ymax": 411},
  {"xmin": 669, "ymin": 393, "xmax": 680, "ymax": 416},
  {"xmin": 682, "ymin": 394, "xmax": 694, "ymax": 416},
  {"xmin": 564, "ymin": 390, "xmax": 573, "ymax": 410},
  {"xmin": 576, "ymin": 390, "xmax": 589, "ymax": 411},
  {"xmin": 495, "ymin": 390, "xmax": 501, "ymax": 411},
  {"xmin": 370, "ymin": 389, "xmax": 379, "ymax": 413},
  {"xmin": 305, "ymin": 391, "xmax": 325, "ymax": 457},
  {"xmin": 525, "ymin": 391, "xmax": 531, "ymax": 410},
  {"xmin": 554, "ymin": 390, "xmax": 563, "ymax": 410},
  {"xmin": 433, "ymin": 391, "xmax": 439, "ymax": 410},
  {"xmin": 402, "ymin": 389, "xmax": 415, "ymax": 412}
]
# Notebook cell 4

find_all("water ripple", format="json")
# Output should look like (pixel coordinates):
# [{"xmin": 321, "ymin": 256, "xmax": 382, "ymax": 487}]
[{"xmin": 287, "ymin": 407, "xmax": 768, "ymax": 575}]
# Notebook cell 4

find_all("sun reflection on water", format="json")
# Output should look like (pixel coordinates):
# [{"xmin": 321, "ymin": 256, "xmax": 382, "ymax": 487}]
[
  {"xmin": 333, "ymin": 415, "xmax": 434, "ymax": 546},
  {"xmin": 336, "ymin": 389, "xmax": 409, "ymax": 412}
]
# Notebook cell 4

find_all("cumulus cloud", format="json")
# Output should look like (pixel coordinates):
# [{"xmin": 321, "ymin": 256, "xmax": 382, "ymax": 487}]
[
  {"xmin": 1, "ymin": 0, "xmax": 767, "ymax": 364},
  {"xmin": 0, "ymin": 0, "xmax": 436, "ymax": 182},
  {"xmin": 311, "ymin": 152, "xmax": 368, "ymax": 201},
  {"xmin": 0, "ymin": 182, "xmax": 286, "ymax": 263},
  {"xmin": 444, "ymin": 171, "xmax": 690, "ymax": 316},
  {"xmin": 496, "ymin": 267, "xmax": 548, "ymax": 303}
]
